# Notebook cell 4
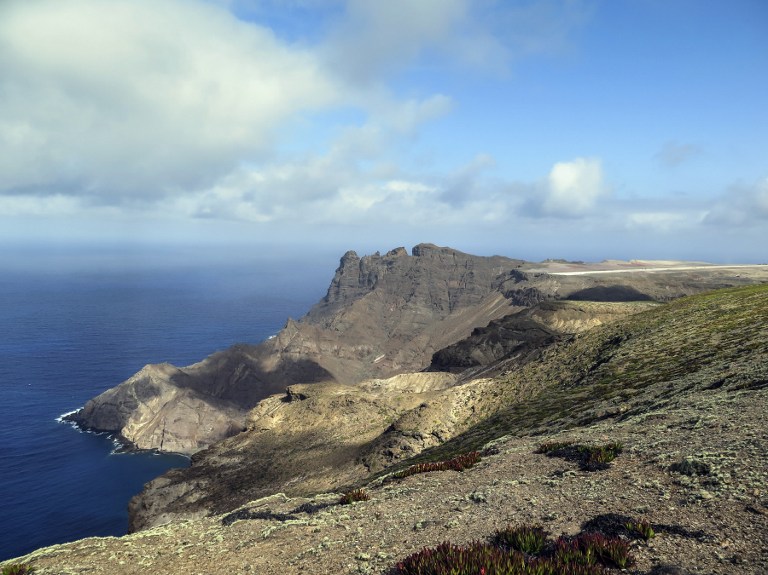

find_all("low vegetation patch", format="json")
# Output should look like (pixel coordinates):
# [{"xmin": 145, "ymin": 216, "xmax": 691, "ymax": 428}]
[
  {"xmin": 555, "ymin": 533, "xmax": 633, "ymax": 569},
  {"xmin": 1, "ymin": 564, "xmax": 35, "ymax": 575},
  {"xmin": 534, "ymin": 441, "xmax": 575, "ymax": 454},
  {"xmin": 536, "ymin": 442, "xmax": 623, "ymax": 471},
  {"xmin": 290, "ymin": 500, "xmax": 335, "ymax": 515},
  {"xmin": 394, "ymin": 522, "xmax": 636, "ymax": 574},
  {"xmin": 393, "ymin": 451, "xmax": 481, "ymax": 480},
  {"xmin": 339, "ymin": 488, "xmax": 370, "ymax": 505},
  {"xmin": 625, "ymin": 519, "xmax": 655, "ymax": 541},
  {"xmin": 222, "ymin": 491, "xmax": 370, "ymax": 525},
  {"xmin": 582, "ymin": 513, "xmax": 708, "ymax": 544},
  {"xmin": 493, "ymin": 524, "xmax": 548, "ymax": 555},
  {"xmin": 669, "ymin": 457, "xmax": 711, "ymax": 476},
  {"xmin": 221, "ymin": 508, "xmax": 298, "ymax": 526}
]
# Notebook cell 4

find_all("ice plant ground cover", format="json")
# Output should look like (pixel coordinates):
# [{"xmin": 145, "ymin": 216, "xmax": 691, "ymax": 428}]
[{"xmin": 395, "ymin": 526, "xmax": 635, "ymax": 574}]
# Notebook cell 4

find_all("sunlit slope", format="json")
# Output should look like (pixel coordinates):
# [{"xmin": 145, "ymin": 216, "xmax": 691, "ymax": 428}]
[{"xmin": 406, "ymin": 284, "xmax": 768, "ymax": 461}]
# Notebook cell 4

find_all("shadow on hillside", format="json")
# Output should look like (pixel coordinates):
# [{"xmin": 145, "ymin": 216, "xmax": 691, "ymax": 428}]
[{"xmin": 567, "ymin": 285, "xmax": 654, "ymax": 302}]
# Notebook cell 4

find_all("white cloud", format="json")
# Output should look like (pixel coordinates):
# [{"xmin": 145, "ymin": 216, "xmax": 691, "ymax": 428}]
[
  {"xmin": 11, "ymin": 0, "xmax": 753, "ymax": 263},
  {"xmin": 0, "ymin": 0, "xmax": 338, "ymax": 197},
  {"xmin": 0, "ymin": 0, "xmax": 594, "ymax": 227},
  {"xmin": 439, "ymin": 154, "xmax": 498, "ymax": 206},
  {"xmin": 324, "ymin": 0, "xmax": 591, "ymax": 84},
  {"xmin": 385, "ymin": 95, "xmax": 454, "ymax": 135},
  {"xmin": 538, "ymin": 158, "xmax": 608, "ymax": 217},
  {"xmin": 149, "ymin": 153, "xmax": 610, "ymax": 232},
  {"xmin": 0, "ymin": 194, "xmax": 85, "ymax": 217}
]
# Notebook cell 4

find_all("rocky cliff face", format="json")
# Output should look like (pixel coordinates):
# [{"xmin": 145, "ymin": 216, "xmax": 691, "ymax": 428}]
[
  {"xmin": 66, "ymin": 247, "xmax": 768, "ymax": 456},
  {"xmin": 68, "ymin": 344, "xmax": 335, "ymax": 454},
  {"xmin": 66, "ymin": 244, "xmax": 528, "ymax": 454},
  {"xmin": 428, "ymin": 300, "xmax": 658, "ymax": 376}
]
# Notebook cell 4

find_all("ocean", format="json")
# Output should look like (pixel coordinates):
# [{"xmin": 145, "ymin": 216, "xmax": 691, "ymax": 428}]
[{"xmin": 0, "ymin": 252, "xmax": 331, "ymax": 561}]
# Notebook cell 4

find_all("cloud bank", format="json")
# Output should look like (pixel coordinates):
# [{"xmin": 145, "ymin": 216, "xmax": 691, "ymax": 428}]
[
  {"xmin": 0, "ymin": 0, "xmax": 591, "ymax": 222},
  {"xmin": 0, "ymin": 0, "xmax": 339, "ymax": 199}
]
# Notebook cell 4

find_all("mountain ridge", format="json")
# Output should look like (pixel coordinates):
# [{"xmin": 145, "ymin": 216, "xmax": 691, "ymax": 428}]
[
  {"xmin": 64, "ymin": 244, "xmax": 529, "ymax": 454},
  {"xmin": 65, "ymin": 244, "xmax": 768, "ymax": 455}
]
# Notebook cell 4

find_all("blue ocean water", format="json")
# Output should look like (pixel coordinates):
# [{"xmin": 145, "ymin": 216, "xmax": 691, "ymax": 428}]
[{"xmin": 0, "ymin": 253, "xmax": 330, "ymax": 561}]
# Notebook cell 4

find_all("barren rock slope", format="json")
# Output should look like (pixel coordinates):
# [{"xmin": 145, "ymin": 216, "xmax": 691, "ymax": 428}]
[
  {"xmin": 66, "ymin": 245, "xmax": 529, "ymax": 454},
  {"xmin": 126, "ymin": 300, "xmax": 656, "ymax": 532}
]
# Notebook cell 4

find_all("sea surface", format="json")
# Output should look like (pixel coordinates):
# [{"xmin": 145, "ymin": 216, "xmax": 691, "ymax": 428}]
[{"xmin": 0, "ymin": 253, "xmax": 331, "ymax": 561}]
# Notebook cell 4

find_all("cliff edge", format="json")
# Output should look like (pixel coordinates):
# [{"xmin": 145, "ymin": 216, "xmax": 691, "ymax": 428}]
[
  {"xmin": 65, "ymin": 245, "xmax": 527, "ymax": 454},
  {"xmin": 65, "ymin": 245, "xmax": 768, "ymax": 455}
]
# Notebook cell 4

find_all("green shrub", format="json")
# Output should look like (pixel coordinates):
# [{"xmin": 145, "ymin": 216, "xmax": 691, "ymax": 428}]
[
  {"xmin": 625, "ymin": 519, "xmax": 655, "ymax": 540},
  {"xmin": 536, "ymin": 442, "xmax": 623, "ymax": 471},
  {"xmin": 534, "ymin": 441, "xmax": 575, "ymax": 454},
  {"xmin": 555, "ymin": 533, "xmax": 634, "ymax": 569},
  {"xmin": 670, "ymin": 458, "xmax": 711, "ymax": 476},
  {"xmin": 578, "ymin": 443, "xmax": 623, "ymax": 471}
]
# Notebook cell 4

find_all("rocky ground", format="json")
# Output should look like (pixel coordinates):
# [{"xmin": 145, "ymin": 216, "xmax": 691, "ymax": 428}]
[
  {"xmin": 10, "ymin": 382, "xmax": 767, "ymax": 575},
  {"xmin": 6, "ymin": 284, "xmax": 768, "ymax": 575}
]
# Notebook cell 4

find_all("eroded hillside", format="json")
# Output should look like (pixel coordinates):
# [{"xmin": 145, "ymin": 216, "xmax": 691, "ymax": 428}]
[
  {"xmin": 125, "ymin": 299, "xmax": 657, "ymax": 531},
  {"xmin": 65, "ymin": 245, "xmax": 768, "ymax": 455},
  {"xmin": 8, "ymin": 284, "xmax": 768, "ymax": 575}
]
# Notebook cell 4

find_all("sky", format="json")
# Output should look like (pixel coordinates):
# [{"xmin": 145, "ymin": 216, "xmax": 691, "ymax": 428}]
[{"xmin": 1, "ymin": 0, "xmax": 766, "ymax": 264}]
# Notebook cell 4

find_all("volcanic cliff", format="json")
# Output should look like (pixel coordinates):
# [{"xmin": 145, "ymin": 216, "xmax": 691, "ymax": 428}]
[{"xmin": 66, "ymin": 244, "xmax": 765, "ymax": 456}]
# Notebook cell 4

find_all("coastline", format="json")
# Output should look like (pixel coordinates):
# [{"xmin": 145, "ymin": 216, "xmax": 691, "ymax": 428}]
[{"xmin": 57, "ymin": 409, "xmax": 191, "ymax": 459}]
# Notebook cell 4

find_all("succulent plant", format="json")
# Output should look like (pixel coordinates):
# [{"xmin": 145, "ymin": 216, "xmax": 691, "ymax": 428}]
[
  {"xmin": 556, "ymin": 533, "xmax": 634, "ymax": 569},
  {"xmin": 625, "ymin": 519, "xmax": 655, "ymax": 541},
  {"xmin": 339, "ymin": 488, "xmax": 370, "ymax": 505},
  {"xmin": 537, "ymin": 442, "xmax": 623, "ymax": 472},
  {"xmin": 493, "ymin": 525, "xmax": 548, "ymax": 555},
  {"xmin": 394, "ymin": 521, "xmax": 636, "ymax": 574},
  {"xmin": 393, "ymin": 452, "xmax": 481, "ymax": 480}
]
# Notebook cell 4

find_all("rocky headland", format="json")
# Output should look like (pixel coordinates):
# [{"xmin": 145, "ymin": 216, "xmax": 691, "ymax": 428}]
[
  {"xmin": 10, "ymin": 245, "xmax": 765, "ymax": 574},
  {"xmin": 64, "ymin": 245, "xmax": 767, "ymax": 456}
]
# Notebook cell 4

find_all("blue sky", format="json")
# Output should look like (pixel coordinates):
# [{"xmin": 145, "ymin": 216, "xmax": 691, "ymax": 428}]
[{"xmin": 1, "ymin": 0, "xmax": 766, "ymax": 263}]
